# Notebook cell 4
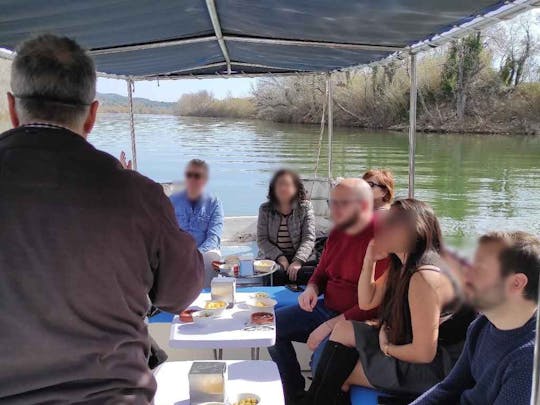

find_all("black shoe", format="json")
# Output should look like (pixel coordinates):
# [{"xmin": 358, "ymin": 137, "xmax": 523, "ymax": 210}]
[{"xmin": 303, "ymin": 341, "xmax": 359, "ymax": 405}]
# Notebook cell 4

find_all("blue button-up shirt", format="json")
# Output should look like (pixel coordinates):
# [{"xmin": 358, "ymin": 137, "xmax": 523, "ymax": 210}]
[{"xmin": 169, "ymin": 190, "xmax": 224, "ymax": 252}]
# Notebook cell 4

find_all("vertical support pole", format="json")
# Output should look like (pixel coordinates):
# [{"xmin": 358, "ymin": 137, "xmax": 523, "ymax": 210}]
[
  {"xmin": 532, "ymin": 285, "xmax": 540, "ymax": 405},
  {"xmin": 327, "ymin": 73, "xmax": 334, "ymax": 180},
  {"xmin": 127, "ymin": 78, "xmax": 138, "ymax": 170},
  {"xmin": 408, "ymin": 53, "xmax": 417, "ymax": 198}
]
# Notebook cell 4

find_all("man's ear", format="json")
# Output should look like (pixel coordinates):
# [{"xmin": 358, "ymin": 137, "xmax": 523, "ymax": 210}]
[
  {"xmin": 7, "ymin": 92, "xmax": 20, "ymax": 128},
  {"xmin": 82, "ymin": 100, "xmax": 99, "ymax": 136},
  {"xmin": 509, "ymin": 273, "xmax": 529, "ymax": 298}
]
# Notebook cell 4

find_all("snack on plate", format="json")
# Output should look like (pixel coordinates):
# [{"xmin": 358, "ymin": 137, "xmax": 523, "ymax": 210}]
[
  {"xmin": 234, "ymin": 397, "xmax": 260, "ymax": 405},
  {"xmin": 250, "ymin": 292, "xmax": 270, "ymax": 299},
  {"xmin": 179, "ymin": 308, "xmax": 198, "ymax": 323},
  {"xmin": 253, "ymin": 259, "xmax": 275, "ymax": 273},
  {"xmin": 246, "ymin": 297, "xmax": 277, "ymax": 310},
  {"xmin": 205, "ymin": 300, "xmax": 227, "ymax": 310},
  {"xmin": 251, "ymin": 312, "xmax": 274, "ymax": 325}
]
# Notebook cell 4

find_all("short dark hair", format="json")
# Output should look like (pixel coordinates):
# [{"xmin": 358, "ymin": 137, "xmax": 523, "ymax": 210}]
[
  {"xmin": 479, "ymin": 231, "xmax": 540, "ymax": 302},
  {"xmin": 10, "ymin": 34, "xmax": 96, "ymax": 126},
  {"xmin": 267, "ymin": 169, "xmax": 307, "ymax": 206},
  {"xmin": 186, "ymin": 159, "xmax": 209, "ymax": 174}
]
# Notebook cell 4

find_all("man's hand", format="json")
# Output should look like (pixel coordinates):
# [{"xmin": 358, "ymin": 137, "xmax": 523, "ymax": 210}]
[
  {"xmin": 298, "ymin": 285, "xmax": 318, "ymax": 312},
  {"xmin": 287, "ymin": 261, "xmax": 302, "ymax": 281},
  {"xmin": 277, "ymin": 256, "xmax": 289, "ymax": 271},
  {"xmin": 307, "ymin": 322, "xmax": 331, "ymax": 351},
  {"xmin": 119, "ymin": 151, "xmax": 133, "ymax": 170}
]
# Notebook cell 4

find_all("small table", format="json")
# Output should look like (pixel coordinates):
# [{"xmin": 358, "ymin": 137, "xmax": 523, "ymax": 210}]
[
  {"xmin": 153, "ymin": 360, "xmax": 285, "ymax": 405},
  {"xmin": 150, "ymin": 286, "xmax": 301, "ymax": 324},
  {"xmin": 169, "ymin": 292, "xmax": 276, "ymax": 360}
]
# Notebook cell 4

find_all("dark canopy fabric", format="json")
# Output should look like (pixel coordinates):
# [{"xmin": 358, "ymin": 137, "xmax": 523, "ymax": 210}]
[{"xmin": 0, "ymin": 0, "xmax": 508, "ymax": 78}]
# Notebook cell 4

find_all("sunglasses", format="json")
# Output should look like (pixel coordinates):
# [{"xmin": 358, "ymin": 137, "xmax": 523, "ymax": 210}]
[
  {"xmin": 185, "ymin": 172, "xmax": 204, "ymax": 180},
  {"xmin": 367, "ymin": 181, "xmax": 386, "ymax": 189}
]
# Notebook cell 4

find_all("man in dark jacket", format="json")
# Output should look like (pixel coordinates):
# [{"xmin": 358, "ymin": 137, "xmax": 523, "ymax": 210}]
[{"xmin": 0, "ymin": 34, "xmax": 204, "ymax": 404}]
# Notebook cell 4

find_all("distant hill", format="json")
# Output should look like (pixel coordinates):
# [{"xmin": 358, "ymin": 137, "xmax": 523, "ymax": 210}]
[{"xmin": 97, "ymin": 92, "xmax": 175, "ymax": 115}]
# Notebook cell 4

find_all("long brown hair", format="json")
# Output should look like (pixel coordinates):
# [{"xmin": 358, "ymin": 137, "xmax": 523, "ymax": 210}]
[{"xmin": 379, "ymin": 199, "xmax": 444, "ymax": 344}]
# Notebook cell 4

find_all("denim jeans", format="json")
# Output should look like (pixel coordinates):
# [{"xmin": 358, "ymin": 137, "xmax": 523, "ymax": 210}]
[{"xmin": 268, "ymin": 299, "xmax": 338, "ymax": 402}]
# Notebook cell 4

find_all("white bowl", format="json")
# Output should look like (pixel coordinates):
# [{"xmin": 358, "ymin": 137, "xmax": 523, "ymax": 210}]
[
  {"xmin": 246, "ymin": 297, "xmax": 277, "ymax": 311},
  {"xmin": 192, "ymin": 310, "xmax": 218, "ymax": 326},
  {"xmin": 253, "ymin": 260, "xmax": 275, "ymax": 273},
  {"xmin": 231, "ymin": 393, "xmax": 261, "ymax": 405}
]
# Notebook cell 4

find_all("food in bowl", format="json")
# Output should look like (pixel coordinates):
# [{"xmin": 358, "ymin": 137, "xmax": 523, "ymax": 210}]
[
  {"xmin": 251, "ymin": 312, "xmax": 274, "ymax": 325},
  {"xmin": 179, "ymin": 308, "xmax": 198, "ymax": 323},
  {"xmin": 250, "ymin": 291, "xmax": 270, "ymax": 299},
  {"xmin": 233, "ymin": 393, "xmax": 261, "ymax": 405},
  {"xmin": 253, "ymin": 259, "xmax": 275, "ymax": 273},
  {"xmin": 246, "ymin": 298, "xmax": 277, "ymax": 310},
  {"xmin": 205, "ymin": 300, "xmax": 227, "ymax": 310}
]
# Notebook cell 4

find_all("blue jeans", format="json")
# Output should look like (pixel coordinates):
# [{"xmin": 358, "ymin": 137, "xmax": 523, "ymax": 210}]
[{"xmin": 268, "ymin": 299, "xmax": 338, "ymax": 402}]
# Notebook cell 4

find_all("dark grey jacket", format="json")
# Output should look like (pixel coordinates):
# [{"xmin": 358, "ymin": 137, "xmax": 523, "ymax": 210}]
[
  {"xmin": 257, "ymin": 200, "xmax": 316, "ymax": 263},
  {"xmin": 0, "ymin": 126, "xmax": 204, "ymax": 404}
]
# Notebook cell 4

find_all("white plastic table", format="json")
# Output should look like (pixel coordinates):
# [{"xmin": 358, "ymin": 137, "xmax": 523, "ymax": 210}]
[
  {"xmin": 153, "ymin": 360, "xmax": 284, "ymax": 405},
  {"xmin": 169, "ymin": 293, "xmax": 276, "ymax": 360}
]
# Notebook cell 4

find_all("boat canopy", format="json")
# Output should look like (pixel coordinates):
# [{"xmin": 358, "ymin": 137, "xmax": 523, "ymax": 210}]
[{"xmin": 0, "ymin": 0, "xmax": 537, "ymax": 79}]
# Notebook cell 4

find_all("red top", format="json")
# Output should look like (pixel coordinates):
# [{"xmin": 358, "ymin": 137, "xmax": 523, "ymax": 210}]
[{"xmin": 309, "ymin": 220, "xmax": 388, "ymax": 320}]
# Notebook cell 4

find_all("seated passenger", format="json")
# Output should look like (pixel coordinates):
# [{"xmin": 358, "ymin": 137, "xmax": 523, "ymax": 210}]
[
  {"xmin": 362, "ymin": 168, "xmax": 395, "ymax": 211},
  {"xmin": 268, "ymin": 179, "xmax": 388, "ymax": 404},
  {"xmin": 413, "ymin": 231, "xmax": 540, "ymax": 405},
  {"xmin": 257, "ymin": 169, "xmax": 316, "ymax": 285},
  {"xmin": 170, "ymin": 159, "xmax": 224, "ymax": 288},
  {"xmin": 305, "ymin": 199, "xmax": 476, "ymax": 405}
]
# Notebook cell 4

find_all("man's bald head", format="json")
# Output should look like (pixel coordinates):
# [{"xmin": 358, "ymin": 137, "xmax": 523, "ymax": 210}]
[
  {"xmin": 334, "ymin": 178, "xmax": 373, "ymax": 204},
  {"xmin": 330, "ymin": 178, "xmax": 374, "ymax": 231}
]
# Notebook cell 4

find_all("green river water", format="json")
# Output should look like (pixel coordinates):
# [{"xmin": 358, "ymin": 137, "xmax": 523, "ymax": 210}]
[{"xmin": 5, "ymin": 113, "xmax": 540, "ymax": 249}]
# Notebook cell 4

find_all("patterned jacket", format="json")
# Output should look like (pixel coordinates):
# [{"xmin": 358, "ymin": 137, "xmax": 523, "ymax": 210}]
[{"xmin": 257, "ymin": 200, "xmax": 316, "ymax": 263}]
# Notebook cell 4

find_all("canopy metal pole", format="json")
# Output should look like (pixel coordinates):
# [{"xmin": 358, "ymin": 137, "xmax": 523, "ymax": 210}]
[
  {"xmin": 408, "ymin": 52, "xmax": 417, "ymax": 198},
  {"xmin": 327, "ymin": 73, "xmax": 334, "ymax": 179},
  {"xmin": 532, "ymin": 287, "xmax": 540, "ymax": 404},
  {"xmin": 127, "ymin": 78, "xmax": 138, "ymax": 170}
]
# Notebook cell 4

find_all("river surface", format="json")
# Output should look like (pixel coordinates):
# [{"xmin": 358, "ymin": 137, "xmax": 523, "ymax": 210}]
[{"xmin": 90, "ymin": 113, "xmax": 539, "ymax": 248}]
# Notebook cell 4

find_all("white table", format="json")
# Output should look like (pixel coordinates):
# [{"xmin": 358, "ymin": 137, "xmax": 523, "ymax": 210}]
[
  {"xmin": 169, "ymin": 293, "xmax": 276, "ymax": 360},
  {"xmin": 153, "ymin": 360, "xmax": 285, "ymax": 405}
]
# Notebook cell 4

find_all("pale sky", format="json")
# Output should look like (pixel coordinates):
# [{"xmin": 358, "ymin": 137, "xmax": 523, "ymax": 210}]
[{"xmin": 97, "ymin": 77, "xmax": 257, "ymax": 102}]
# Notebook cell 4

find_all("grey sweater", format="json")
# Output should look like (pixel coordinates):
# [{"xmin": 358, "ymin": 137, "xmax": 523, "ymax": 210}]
[
  {"xmin": 0, "ymin": 126, "xmax": 204, "ymax": 404},
  {"xmin": 257, "ymin": 200, "xmax": 316, "ymax": 263}
]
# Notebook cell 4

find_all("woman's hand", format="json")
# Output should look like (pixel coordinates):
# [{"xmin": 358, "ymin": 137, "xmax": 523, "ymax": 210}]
[
  {"xmin": 277, "ymin": 256, "xmax": 289, "ymax": 271},
  {"xmin": 119, "ymin": 151, "xmax": 132, "ymax": 170},
  {"xmin": 307, "ymin": 322, "xmax": 332, "ymax": 351},
  {"xmin": 298, "ymin": 285, "xmax": 319, "ymax": 312},
  {"xmin": 287, "ymin": 261, "xmax": 302, "ymax": 281},
  {"xmin": 378, "ymin": 324, "xmax": 389, "ymax": 353},
  {"xmin": 366, "ymin": 239, "xmax": 388, "ymax": 263}
]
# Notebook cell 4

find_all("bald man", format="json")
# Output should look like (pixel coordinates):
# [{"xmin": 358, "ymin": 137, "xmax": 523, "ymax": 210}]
[{"xmin": 269, "ymin": 179, "xmax": 389, "ymax": 404}]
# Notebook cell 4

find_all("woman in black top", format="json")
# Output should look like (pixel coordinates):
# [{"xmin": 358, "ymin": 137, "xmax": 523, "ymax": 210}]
[{"xmin": 304, "ymin": 199, "xmax": 476, "ymax": 405}]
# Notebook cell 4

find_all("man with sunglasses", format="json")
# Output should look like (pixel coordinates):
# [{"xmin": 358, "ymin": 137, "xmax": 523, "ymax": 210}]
[
  {"xmin": 268, "ymin": 178, "xmax": 388, "ymax": 405},
  {"xmin": 170, "ymin": 159, "xmax": 224, "ymax": 287}
]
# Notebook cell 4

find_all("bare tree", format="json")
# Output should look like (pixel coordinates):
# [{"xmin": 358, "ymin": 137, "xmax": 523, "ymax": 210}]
[{"xmin": 487, "ymin": 14, "xmax": 540, "ymax": 87}]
